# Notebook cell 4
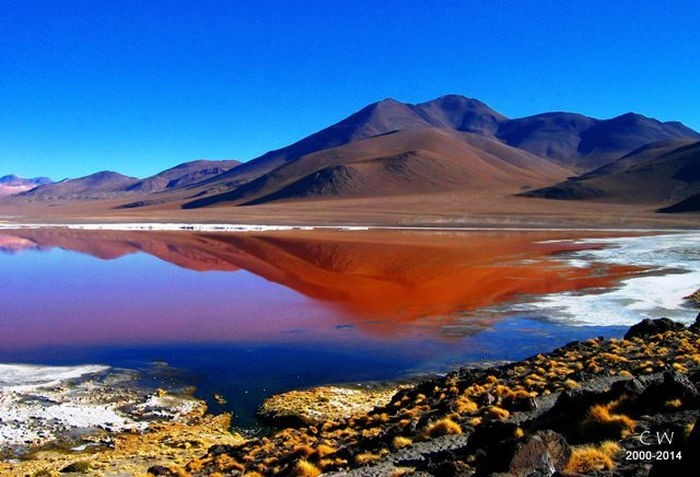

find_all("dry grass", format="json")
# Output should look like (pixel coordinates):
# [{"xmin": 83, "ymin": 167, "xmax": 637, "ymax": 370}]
[
  {"xmin": 455, "ymin": 396, "xmax": 478, "ymax": 414},
  {"xmin": 484, "ymin": 406, "xmax": 510, "ymax": 420},
  {"xmin": 588, "ymin": 404, "xmax": 635, "ymax": 437},
  {"xmin": 354, "ymin": 452, "xmax": 382, "ymax": 465},
  {"xmin": 294, "ymin": 459, "xmax": 322, "ymax": 477},
  {"xmin": 392, "ymin": 436, "xmax": 413, "ymax": 449},
  {"xmin": 426, "ymin": 418, "xmax": 462, "ymax": 437},
  {"xmin": 566, "ymin": 441, "xmax": 620, "ymax": 473}
]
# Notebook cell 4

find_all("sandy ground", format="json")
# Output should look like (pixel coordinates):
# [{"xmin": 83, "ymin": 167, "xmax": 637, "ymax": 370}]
[{"xmin": 0, "ymin": 191, "xmax": 698, "ymax": 229}]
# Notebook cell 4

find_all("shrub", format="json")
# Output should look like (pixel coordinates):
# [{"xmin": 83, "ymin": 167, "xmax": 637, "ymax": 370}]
[
  {"xmin": 294, "ymin": 459, "xmax": 322, "ymax": 477},
  {"xmin": 393, "ymin": 436, "xmax": 413, "ymax": 449},
  {"xmin": 426, "ymin": 417, "xmax": 462, "ymax": 437}
]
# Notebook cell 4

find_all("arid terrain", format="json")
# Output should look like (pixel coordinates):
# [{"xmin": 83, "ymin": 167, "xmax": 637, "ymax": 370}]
[{"xmin": 1, "ymin": 95, "xmax": 698, "ymax": 228}]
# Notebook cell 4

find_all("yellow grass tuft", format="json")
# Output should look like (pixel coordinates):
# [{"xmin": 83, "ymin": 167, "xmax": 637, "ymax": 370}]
[
  {"xmin": 564, "ymin": 379, "xmax": 579, "ymax": 389},
  {"xmin": 468, "ymin": 416, "xmax": 482, "ymax": 426},
  {"xmin": 566, "ymin": 447, "xmax": 613, "ymax": 473},
  {"xmin": 354, "ymin": 452, "xmax": 382, "ymax": 465},
  {"xmin": 664, "ymin": 398, "xmax": 683, "ymax": 409},
  {"xmin": 598, "ymin": 440, "xmax": 621, "ymax": 457},
  {"xmin": 672, "ymin": 362, "xmax": 688, "ymax": 373},
  {"xmin": 294, "ymin": 459, "xmax": 322, "ymax": 477},
  {"xmin": 600, "ymin": 352, "xmax": 628, "ymax": 363},
  {"xmin": 426, "ymin": 417, "xmax": 462, "ymax": 437},
  {"xmin": 293, "ymin": 444, "xmax": 315, "ymax": 457},
  {"xmin": 315, "ymin": 443, "xmax": 336, "ymax": 458},
  {"xmin": 455, "ymin": 396, "xmax": 478, "ymax": 414},
  {"xmin": 685, "ymin": 422, "xmax": 695, "ymax": 437},
  {"xmin": 588, "ymin": 404, "xmax": 635, "ymax": 437},
  {"xmin": 393, "ymin": 436, "xmax": 413, "ymax": 449},
  {"xmin": 485, "ymin": 406, "xmax": 510, "ymax": 420}
]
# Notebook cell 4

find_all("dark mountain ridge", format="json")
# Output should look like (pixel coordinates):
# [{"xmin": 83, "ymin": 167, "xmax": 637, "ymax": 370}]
[{"xmin": 522, "ymin": 139, "xmax": 700, "ymax": 206}]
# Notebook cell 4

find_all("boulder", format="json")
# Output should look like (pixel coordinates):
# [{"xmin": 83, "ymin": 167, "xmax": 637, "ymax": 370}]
[
  {"xmin": 505, "ymin": 430, "xmax": 571, "ymax": 477},
  {"xmin": 624, "ymin": 318, "xmax": 685, "ymax": 340}
]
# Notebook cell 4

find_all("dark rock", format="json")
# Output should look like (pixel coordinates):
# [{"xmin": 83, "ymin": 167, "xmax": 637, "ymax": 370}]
[
  {"xmin": 610, "ymin": 375, "xmax": 656, "ymax": 398},
  {"xmin": 60, "ymin": 461, "xmax": 91, "ymax": 473},
  {"xmin": 502, "ymin": 395, "xmax": 538, "ymax": 413},
  {"xmin": 649, "ymin": 415, "xmax": 700, "ymax": 477},
  {"xmin": 690, "ymin": 313, "xmax": 700, "ymax": 332},
  {"xmin": 624, "ymin": 318, "xmax": 685, "ymax": 340},
  {"xmin": 147, "ymin": 466, "xmax": 180, "ymax": 476},
  {"xmin": 629, "ymin": 372, "xmax": 700, "ymax": 415},
  {"xmin": 504, "ymin": 431, "xmax": 571, "ymax": 477}
]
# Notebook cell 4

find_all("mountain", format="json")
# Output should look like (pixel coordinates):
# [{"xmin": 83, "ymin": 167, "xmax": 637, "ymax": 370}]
[
  {"xmin": 126, "ymin": 159, "xmax": 241, "ymax": 193},
  {"xmin": 0, "ymin": 175, "xmax": 53, "ymax": 198},
  {"xmin": 521, "ymin": 139, "xmax": 700, "ymax": 206},
  {"xmin": 183, "ymin": 127, "xmax": 570, "ymax": 208},
  {"xmin": 179, "ymin": 96, "xmax": 698, "ymax": 208},
  {"xmin": 496, "ymin": 112, "xmax": 699, "ymax": 170},
  {"xmin": 4, "ymin": 160, "xmax": 241, "ymax": 204},
  {"xmin": 192, "ymin": 95, "xmax": 508, "ymax": 193},
  {"xmin": 658, "ymin": 193, "xmax": 700, "ymax": 213},
  {"xmin": 2, "ymin": 94, "xmax": 698, "ymax": 216},
  {"xmin": 13, "ymin": 171, "xmax": 139, "ymax": 201}
]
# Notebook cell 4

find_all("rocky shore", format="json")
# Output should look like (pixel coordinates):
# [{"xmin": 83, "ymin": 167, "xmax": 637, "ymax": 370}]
[
  {"xmin": 2, "ymin": 315, "xmax": 699, "ymax": 476},
  {"xmin": 183, "ymin": 315, "xmax": 700, "ymax": 477}
]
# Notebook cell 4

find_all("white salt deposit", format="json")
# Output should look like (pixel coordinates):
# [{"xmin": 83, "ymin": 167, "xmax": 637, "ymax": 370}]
[
  {"xmin": 516, "ymin": 232, "xmax": 700, "ymax": 326},
  {"xmin": 0, "ymin": 363, "xmax": 200, "ymax": 455},
  {"xmin": 0, "ymin": 363, "xmax": 109, "ymax": 391}
]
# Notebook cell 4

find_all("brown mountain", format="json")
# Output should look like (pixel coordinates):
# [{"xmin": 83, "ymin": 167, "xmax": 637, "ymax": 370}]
[
  {"xmin": 11, "ymin": 171, "xmax": 139, "ymax": 201},
  {"xmin": 127, "ymin": 159, "xmax": 241, "ymax": 192},
  {"xmin": 522, "ymin": 139, "xmax": 700, "ymax": 207},
  {"xmin": 192, "ymin": 95, "xmax": 508, "ymax": 194},
  {"xmin": 2, "ymin": 95, "xmax": 698, "ymax": 217},
  {"xmin": 3, "ymin": 160, "xmax": 241, "ymax": 205},
  {"xmin": 182, "ymin": 127, "xmax": 570, "ymax": 208},
  {"xmin": 176, "ymin": 96, "xmax": 698, "ymax": 209},
  {"xmin": 496, "ymin": 112, "xmax": 699, "ymax": 170}
]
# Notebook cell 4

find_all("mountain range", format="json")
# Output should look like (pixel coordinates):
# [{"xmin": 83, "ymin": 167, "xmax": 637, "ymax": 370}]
[
  {"xmin": 0, "ymin": 175, "xmax": 53, "ymax": 198},
  {"xmin": 1, "ymin": 94, "xmax": 699, "ymax": 217}
]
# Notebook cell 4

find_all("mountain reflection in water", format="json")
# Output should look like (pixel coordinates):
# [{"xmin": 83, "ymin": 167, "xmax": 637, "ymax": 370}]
[{"xmin": 0, "ymin": 228, "xmax": 641, "ymax": 350}]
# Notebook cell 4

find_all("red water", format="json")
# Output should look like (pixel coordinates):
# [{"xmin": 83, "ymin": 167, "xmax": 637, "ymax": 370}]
[{"xmin": 0, "ymin": 229, "xmax": 643, "ymax": 350}]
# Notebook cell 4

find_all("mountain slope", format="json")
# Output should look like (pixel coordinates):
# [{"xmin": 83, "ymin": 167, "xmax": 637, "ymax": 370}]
[
  {"xmin": 12, "ymin": 171, "xmax": 139, "ymax": 201},
  {"xmin": 127, "ymin": 160, "xmax": 241, "ymax": 193},
  {"xmin": 497, "ymin": 112, "xmax": 698, "ymax": 170},
  {"xmin": 183, "ymin": 128, "xmax": 570, "ymax": 208},
  {"xmin": 521, "ymin": 140, "xmax": 700, "ymax": 206},
  {"xmin": 187, "ymin": 95, "xmax": 508, "ymax": 193},
  {"xmin": 0, "ymin": 175, "xmax": 53, "ymax": 198}
]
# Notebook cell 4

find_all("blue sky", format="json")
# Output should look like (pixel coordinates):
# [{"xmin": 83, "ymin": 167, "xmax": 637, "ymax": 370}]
[{"xmin": 1, "ymin": 0, "xmax": 699, "ymax": 180}]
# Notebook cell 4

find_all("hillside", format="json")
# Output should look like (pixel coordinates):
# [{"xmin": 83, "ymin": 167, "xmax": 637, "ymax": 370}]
[
  {"xmin": 522, "ymin": 139, "xmax": 700, "ymax": 206},
  {"xmin": 11, "ymin": 171, "xmax": 139, "ymax": 201},
  {"xmin": 183, "ymin": 128, "xmax": 570, "ymax": 208}
]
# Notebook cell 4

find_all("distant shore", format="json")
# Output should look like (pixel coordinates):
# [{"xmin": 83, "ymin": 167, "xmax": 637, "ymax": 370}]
[{"xmin": 0, "ymin": 220, "xmax": 691, "ymax": 233}]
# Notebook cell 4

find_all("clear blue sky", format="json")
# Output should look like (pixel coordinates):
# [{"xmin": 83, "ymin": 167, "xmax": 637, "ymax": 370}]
[{"xmin": 2, "ymin": 0, "xmax": 699, "ymax": 180}]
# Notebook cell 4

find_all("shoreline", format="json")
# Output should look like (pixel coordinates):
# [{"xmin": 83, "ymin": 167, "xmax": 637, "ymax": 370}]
[
  {"xmin": 2, "ymin": 315, "xmax": 699, "ymax": 476},
  {"xmin": 0, "ymin": 220, "xmax": 691, "ymax": 233}
]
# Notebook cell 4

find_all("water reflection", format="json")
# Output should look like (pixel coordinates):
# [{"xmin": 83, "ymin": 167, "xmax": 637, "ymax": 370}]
[{"xmin": 0, "ymin": 228, "xmax": 641, "ymax": 349}]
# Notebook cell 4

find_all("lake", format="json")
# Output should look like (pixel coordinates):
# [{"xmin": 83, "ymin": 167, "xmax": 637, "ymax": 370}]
[{"xmin": 1, "ymin": 227, "xmax": 698, "ymax": 429}]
